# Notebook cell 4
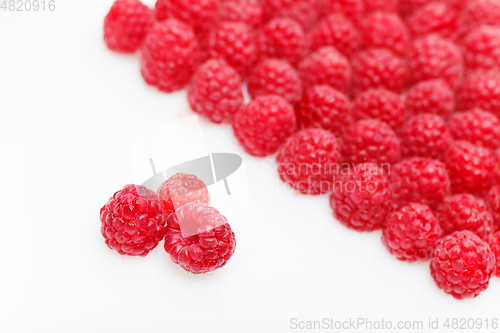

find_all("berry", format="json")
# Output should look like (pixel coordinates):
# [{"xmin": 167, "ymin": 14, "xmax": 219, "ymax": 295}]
[
  {"xmin": 458, "ymin": 0, "xmax": 500, "ymax": 40},
  {"xmin": 430, "ymin": 230, "xmax": 496, "ymax": 299},
  {"xmin": 494, "ymin": 149, "xmax": 500, "ymax": 184},
  {"xmin": 277, "ymin": 128, "xmax": 342, "ymax": 195},
  {"xmin": 219, "ymin": 0, "xmax": 264, "ymax": 30},
  {"xmin": 351, "ymin": 89, "xmax": 406, "ymax": 129},
  {"xmin": 448, "ymin": 109, "xmax": 500, "ymax": 151},
  {"xmin": 486, "ymin": 185, "xmax": 500, "ymax": 230},
  {"xmin": 342, "ymin": 119, "xmax": 401, "ymax": 165},
  {"xmin": 308, "ymin": 14, "xmax": 360, "ymax": 58},
  {"xmin": 365, "ymin": 0, "xmax": 398, "ymax": 13},
  {"xmin": 399, "ymin": 0, "xmax": 464, "ymax": 17},
  {"xmin": 462, "ymin": 26, "xmax": 500, "ymax": 74},
  {"xmin": 330, "ymin": 163, "xmax": 393, "ymax": 232},
  {"xmin": 100, "ymin": 184, "xmax": 166, "ymax": 256},
  {"xmin": 406, "ymin": 2, "xmax": 459, "ymax": 40},
  {"xmin": 382, "ymin": 203, "xmax": 442, "ymax": 262},
  {"xmin": 164, "ymin": 202, "xmax": 236, "ymax": 274},
  {"xmin": 140, "ymin": 19, "xmax": 200, "ymax": 93},
  {"xmin": 103, "ymin": 0, "xmax": 154, "ymax": 53},
  {"xmin": 322, "ymin": 0, "xmax": 365, "ymax": 26},
  {"xmin": 233, "ymin": 96, "xmax": 296, "ymax": 157},
  {"xmin": 404, "ymin": 80, "xmax": 455, "ymax": 118},
  {"xmin": 261, "ymin": 0, "xmax": 321, "ymax": 31},
  {"xmin": 188, "ymin": 59, "xmax": 244, "ymax": 124},
  {"xmin": 489, "ymin": 231, "xmax": 500, "ymax": 276},
  {"xmin": 456, "ymin": 71, "xmax": 500, "ymax": 118},
  {"xmin": 296, "ymin": 85, "xmax": 351, "ymax": 137},
  {"xmin": 247, "ymin": 59, "xmax": 302, "ymax": 105},
  {"xmin": 361, "ymin": 12, "xmax": 409, "ymax": 57}
]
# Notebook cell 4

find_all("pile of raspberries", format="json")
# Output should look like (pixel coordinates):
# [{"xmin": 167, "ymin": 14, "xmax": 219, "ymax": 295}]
[{"xmin": 102, "ymin": 0, "xmax": 500, "ymax": 299}]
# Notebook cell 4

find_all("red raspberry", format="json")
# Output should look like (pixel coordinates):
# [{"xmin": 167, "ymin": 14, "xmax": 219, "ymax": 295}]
[
  {"xmin": 407, "ymin": 35, "xmax": 463, "ymax": 90},
  {"xmin": 462, "ymin": 26, "xmax": 500, "ymax": 74},
  {"xmin": 430, "ymin": 230, "xmax": 496, "ymax": 299},
  {"xmin": 489, "ymin": 231, "xmax": 500, "ymax": 276},
  {"xmin": 140, "ymin": 19, "xmax": 200, "ymax": 93},
  {"xmin": 256, "ymin": 18, "xmax": 308, "ymax": 67},
  {"xmin": 100, "ymin": 184, "xmax": 166, "ymax": 256},
  {"xmin": 330, "ymin": 163, "xmax": 393, "ymax": 232},
  {"xmin": 233, "ymin": 96, "xmax": 296, "ymax": 157},
  {"xmin": 444, "ymin": 141, "xmax": 495, "ymax": 196},
  {"xmin": 495, "ymin": 149, "xmax": 500, "ymax": 184},
  {"xmin": 219, "ymin": 0, "xmax": 264, "ymax": 30},
  {"xmin": 188, "ymin": 59, "xmax": 243, "ymax": 124},
  {"xmin": 399, "ymin": 0, "xmax": 463, "ymax": 17},
  {"xmin": 308, "ymin": 14, "xmax": 360, "ymax": 58},
  {"xmin": 382, "ymin": 203, "xmax": 443, "ymax": 262},
  {"xmin": 261, "ymin": 0, "xmax": 321, "ymax": 31},
  {"xmin": 456, "ymin": 71, "xmax": 500, "ymax": 118},
  {"xmin": 277, "ymin": 128, "xmax": 342, "ymax": 195},
  {"xmin": 361, "ymin": 12, "xmax": 409, "ymax": 57},
  {"xmin": 406, "ymin": 2, "xmax": 459, "ymax": 41},
  {"xmin": 351, "ymin": 48, "xmax": 407, "ymax": 96},
  {"xmin": 404, "ymin": 79, "xmax": 455, "ymax": 118},
  {"xmin": 365, "ymin": 0, "xmax": 398, "ymax": 13},
  {"xmin": 342, "ymin": 119, "xmax": 401, "ymax": 165},
  {"xmin": 458, "ymin": 0, "xmax": 500, "ymax": 40},
  {"xmin": 351, "ymin": 89, "xmax": 406, "ymax": 130},
  {"xmin": 486, "ymin": 185, "xmax": 500, "ymax": 230},
  {"xmin": 399, "ymin": 114, "xmax": 453, "ymax": 160},
  {"xmin": 164, "ymin": 202, "xmax": 236, "ymax": 274},
  {"xmin": 297, "ymin": 47, "xmax": 351, "ymax": 94},
  {"xmin": 204, "ymin": 22, "xmax": 257, "ymax": 79},
  {"xmin": 247, "ymin": 59, "xmax": 302, "ymax": 105},
  {"xmin": 296, "ymin": 85, "xmax": 351, "ymax": 138},
  {"xmin": 322, "ymin": 0, "xmax": 365, "ymax": 26},
  {"xmin": 103, "ymin": 0, "xmax": 154, "ymax": 53},
  {"xmin": 448, "ymin": 109, "xmax": 500, "ymax": 151}
]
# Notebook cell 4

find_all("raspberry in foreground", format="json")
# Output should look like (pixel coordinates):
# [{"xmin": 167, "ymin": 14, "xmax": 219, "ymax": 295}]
[
  {"xmin": 456, "ymin": 71, "xmax": 500, "ymax": 119},
  {"xmin": 361, "ymin": 12, "xmax": 409, "ymax": 57},
  {"xmin": 308, "ymin": 14, "xmax": 360, "ymax": 58},
  {"xmin": 406, "ymin": 2, "xmax": 459, "ymax": 40},
  {"xmin": 100, "ymin": 184, "xmax": 166, "ymax": 256},
  {"xmin": 351, "ymin": 89, "xmax": 406, "ymax": 130},
  {"xmin": 322, "ymin": 0, "xmax": 365, "ymax": 26},
  {"xmin": 164, "ymin": 202, "xmax": 236, "ymax": 274},
  {"xmin": 489, "ymin": 232, "xmax": 500, "ymax": 277},
  {"xmin": 404, "ymin": 80, "xmax": 455, "ymax": 118},
  {"xmin": 448, "ymin": 109, "xmax": 500, "ymax": 151},
  {"xmin": 219, "ymin": 0, "xmax": 264, "ymax": 30},
  {"xmin": 462, "ymin": 26, "xmax": 500, "ymax": 73},
  {"xmin": 485, "ymin": 185, "xmax": 500, "ymax": 231},
  {"xmin": 261, "ymin": 0, "xmax": 321, "ymax": 31},
  {"xmin": 457, "ymin": 0, "xmax": 500, "ymax": 40}
]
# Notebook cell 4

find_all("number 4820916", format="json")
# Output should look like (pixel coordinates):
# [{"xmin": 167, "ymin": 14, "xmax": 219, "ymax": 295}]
[{"xmin": 1, "ymin": 0, "xmax": 55, "ymax": 11}]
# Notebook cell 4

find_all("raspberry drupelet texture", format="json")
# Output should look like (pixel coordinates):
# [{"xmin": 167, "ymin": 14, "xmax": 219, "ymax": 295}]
[
  {"xmin": 164, "ymin": 202, "xmax": 236, "ymax": 274},
  {"xmin": 233, "ymin": 96, "xmax": 296, "ymax": 157},
  {"xmin": 495, "ymin": 149, "xmax": 500, "ymax": 184},
  {"xmin": 103, "ymin": 0, "xmax": 154, "ymax": 53},
  {"xmin": 462, "ymin": 26, "xmax": 500, "ymax": 73},
  {"xmin": 382, "ymin": 203, "xmax": 443, "ymax": 262},
  {"xmin": 448, "ymin": 109, "xmax": 500, "ymax": 151},
  {"xmin": 430, "ymin": 230, "xmax": 496, "ymax": 299},
  {"xmin": 489, "ymin": 232, "xmax": 500, "ymax": 277},
  {"xmin": 100, "ymin": 184, "xmax": 166, "ymax": 256},
  {"xmin": 330, "ymin": 163, "xmax": 393, "ymax": 232},
  {"xmin": 261, "ymin": 0, "xmax": 321, "ymax": 31},
  {"xmin": 322, "ymin": 0, "xmax": 365, "ymax": 27},
  {"xmin": 351, "ymin": 89, "xmax": 406, "ymax": 129},
  {"xmin": 365, "ymin": 0, "xmax": 398, "ymax": 13},
  {"xmin": 219, "ymin": 0, "xmax": 264, "ymax": 30},
  {"xmin": 406, "ymin": 2, "xmax": 459, "ymax": 41},
  {"xmin": 140, "ymin": 19, "xmax": 200, "ymax": 93},
  {"xmin": 308, "ymin": 14, "xmax": 360, "ymax": 58},
  {"xmin": 188, "ymin": 59, "xmax": 244, "ymax": 124},
  {"xmin": 457, "ymin": 0, "xmax": 500, "ymax": 40},
  {"xmin": 247, "ymin": 59, "xmax": 302, "ymax": 105},
  {"xmin": 277, "ymin": 128, "xmax": 342, "ymax": 195},
  {"xmin": 361, "ymin": 12, "xmax": 409, "ymax": 57},
  {"xmin": 456, "ymin": 72, "xmax": 500, "ymax": 118},
  {"xmin": 404, "ymin": 80, "xmax": 455, "ymax": 118},
  {"xmin": 486, "ymin": 185, "xmax": 500, "ymax": 230}
]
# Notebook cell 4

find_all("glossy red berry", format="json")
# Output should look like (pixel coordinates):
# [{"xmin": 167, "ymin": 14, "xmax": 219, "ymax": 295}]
[
  {"xmin": 462, "ymin": 26, "xmax": 500, "ymax": 73},
  {"xmin": 406, "ymin": 2, "xmax": 459, "ymax": 40},
  {"xmin": 351, "ymin": 89, "xmax": 406, "ymax": 129},
  {"xmin": 322, "ymin": 0, "xmax": 365, "ymax": 26},
  {"xmin": 404, "ymin": 80, "xmax": 455, "ymax": 118},
  {"xmin": 308, "ymin": 14, "xmax": 360, "ymax": 58},
  {"xmin": 486, "ymin": 185, "xmax": 500, "ymax": 231},
  {"xmin": 489, "ymin": 231, "xmax": 500, "ymax": 276},
  {"xmin": 219, "ymin": 0, "xmax": 264, "ymax": 30},
  {"xmin": 457, "ymin": 0, "xmax": 500, "ymax": 40},
  {"xmin": 448, "ymin": 108, "xmax": 500, "ymax": 151},
  {"xmin": 261, "ymin": 0, "xmax": 321, "ymax": 31},
  {"xmin": 456, "ymin": 71, "xmax": 500, "ymax": 118},
  {"xmin": 365, "ymin": 0, "xmax": 398, "ymax": 13},
  {"xmin": 361, "ymin": 12, "xmax": 409, "ymax": 57}
]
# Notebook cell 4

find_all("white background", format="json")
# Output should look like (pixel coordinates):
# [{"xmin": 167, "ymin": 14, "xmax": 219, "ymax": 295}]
[{"xmin": 0, "ymin": 1, "xmax": 499, "ymax": 332}]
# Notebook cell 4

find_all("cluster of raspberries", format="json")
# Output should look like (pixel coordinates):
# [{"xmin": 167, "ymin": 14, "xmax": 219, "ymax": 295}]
[{"xmin": 103, "ymin": 0, "xmax": 500, "ymax": 298}]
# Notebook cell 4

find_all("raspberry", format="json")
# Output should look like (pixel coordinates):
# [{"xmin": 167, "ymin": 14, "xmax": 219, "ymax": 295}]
[
  {"xmin": 219, "ymin": 0, "xmax": 264, "ymax": 30},
  {"xmin": 233, "ymin": 96, "xmax": 296, "ymax": 157},
  {"xmin": 100, "ymin": 184, "xmax": 166, "ymax": 256},
  {"xmin": 399, "ymin": 0, "xmax": 463, "ymax": 17},
  {"xmin": 322, "ymin": 0, "xmax": 365, "ymax": 26},
  {"xmin": 462, "ymin": 26, "xmax": 500, "ymax": 74},
  {"xmin": 351, "ymin": 89, "xmax": 406, "ymax": 129},
  {"xmin": 494, "ymin": 149, "xmax": 500, "ymax": 184},
  {"xmin": 330, "ymin": 163, "xmax": 393, "ymax": 232},
  {"xmin": 164, "ymin": 202, "xmax": 236, "ymax": 274},
  {"xmin": 486, "ymin": 185, "xmax": 500, "ymax": 230},
  {"xmin": 351, "ymin": 48, "xmax": 407, "ymax": 97},
  {"xmin": 277, "ymin": 128, "xmax": 342, "ymax": 195},
  {"xmin": 382, "ymin": 203, "xmax": 443, "ymax": 262},
  {"xmin": 456, "ymin": 72, "xmax": 500, "ymax": 118},
  {"xmin": 430, "ymin": 230, "xmax": 496, "ymax": 299},
  {"xmin": 188, "ymin": 59, "xmax": 243, "ymax": 124},
  {"xmin": 399, "ymin": 114, "xmax": 453, "ymax": 160},
  {"xmin": 204, "ymin": 22, "xmax": 257, "ymax": 79},
  {"xmin": 261, "ymin": 0, "xmax": 321, "ymax": 31},
  {"xmin": 444, "ymin": 141, "xmax": 495, "ymax": 196},
  {"xmin": 297, "ymin": 47, "xmax": 351, "ymax": 94},
  {"xmin": 404, "ymin": 80, "xmax": 455, "ymax": 118},
  {"xmin": 365, "ymin": 0, "xmax": 398, "ymax": 13},
  {"xmin": 361, "ymin": 12, "xmax": 409, "ymax": 57},
  {"xmin": 103, "ymin": 0, "xmax": 154, "ymax": 53},
  {"xmin": 407, "ymin": 35, "xmax": 463, "ymax": 90},
  {"xmin": 406, "ymin": 2, "xmax": 459, "ymax": 41},
  {"xmin": 247, "ymin": 59, "xmax": 302, "ymax": 105},
  {"xmin": 296, "ymin": 85, "xmax": 351, "ymax": 138},
  {"xmin": 308, "ymin": 14, "xmax": 360, "ymax": 58},
  {"xmin": 140, "ymin": 19, "xmax": 200, "ymax": 93},
  {"xmin": 458, "ymin": 0, "xmax": 500, "ymax": 40},
  {"xmin": 489, "ymin": 231, "xmax": 500, "ymax": 276},
  {"xmin": 342, "ymin": 119, "xmax": 401, "ymax": 165},
  {"xmin": 448, "ymin": 109, "xmax": 500, "ymax": 151}
]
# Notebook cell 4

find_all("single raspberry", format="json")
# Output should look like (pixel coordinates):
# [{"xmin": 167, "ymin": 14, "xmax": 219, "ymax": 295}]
[
  {"xmin": 296, "ymin": 85, "xmax": 351, "ymax": 138},
  {"xmin": 444, "ymin": 141, "xmax": 495, "ymax": 196},
  {"xmin": 330, "ymin": 163, "xmax": 393, "ymax": 232},
  {"xmin": 103, "ymin": 0, "xmax": 154, "ymax": 53},
  {"xmin": 448, "ymin": 109, "xmax": 500, "ymax": 151},
  {"xmin": 140, "ymin": 19, "xmax": 200, "ymax": 93},
  {"xmin": 351, "ymin": 48, "xmax": 407, "ymax": 96},
  {"xmin": 277, "ymin": 128, "xmax": 342, "ymax": 195},
  {"xmin": 399, "ymin": 114, "xmax": 453, "ymax": 160},
  {"xmin": 261, "ymin": 0, "xmax": 321, "ymax": 31},
  {"xmin": 308, "ymin": 14, "xmax": 360, "ymax": 58},
  {"xmin": 297, "ymin": 47, "xmax": 351, "ymax": 94},
  {"xmin": 351, "ymin": 89, "xmax": 406, "ymax": 130},
  {"xmin": 382, "ymin": 203, "xmax": 443, "ymax": 262},
  {"xmin": 430, "ymin": 230, "xmax": 496, "ymax": 299},
  {"xmin": 404, "ymin": 79, "xmax": 455, "ymax": 118},
  {"xmin": 457, "ymin": 0, "xmax": 500, "ymax": 40},
  {"xmin": 489, "ymin": 231, "xmax": 500, "ymax": 276},
  {"xmin": 361, "ymin": 12, "xmax": 409, "ymax": 57},
  {"xmin": 322, "ymin": 0, "xmax": 365, "ymax": 26},
  {"xmin": 407, "ymin": 35, "xmax": 463, "ymax": 90},
  {"xmin": 247, "ymin": 59, "xmax": 302, "ymax": 105},
  {"xmin": 341, "ymin": 119, "xmax": 401, "ymax": 165},
  {"xmin": 100, "ymin": 184, "xmax": 166, "ymax": 256},
  {"xmin": 204, "ymin": 22, "xmax": 257, "ymax": 79},
  {"xmin": 462, "ymin": 26, "xmax": 500, "ymax": 74},
  {"xmin": 365, "ymin": 0, "xmax": 398, "ymax": 13},
  {"xmin": 486, "ymin": 185, "xmax": 500, "ymax": 230},
  {"xmin": 219, "ymin": 0, "xmax": 264, "ymax": 30},
  {"xmin": 456, "ymin": 72, "xmax": 500, "ymax": 118},
  {"xmin": 406, "ymin": 2, "xmax": 459, "ymax": 41},
  {"xmin": 188, "ymin": 59, "xmax": 243, "ymax": 124},
  {"xmin": 233, "ymin": 96, "xmax": 296, "ymax": 157},
  {"xmin": 164, "ymin": 202, "xmax": 236, "ymax": 274}
]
